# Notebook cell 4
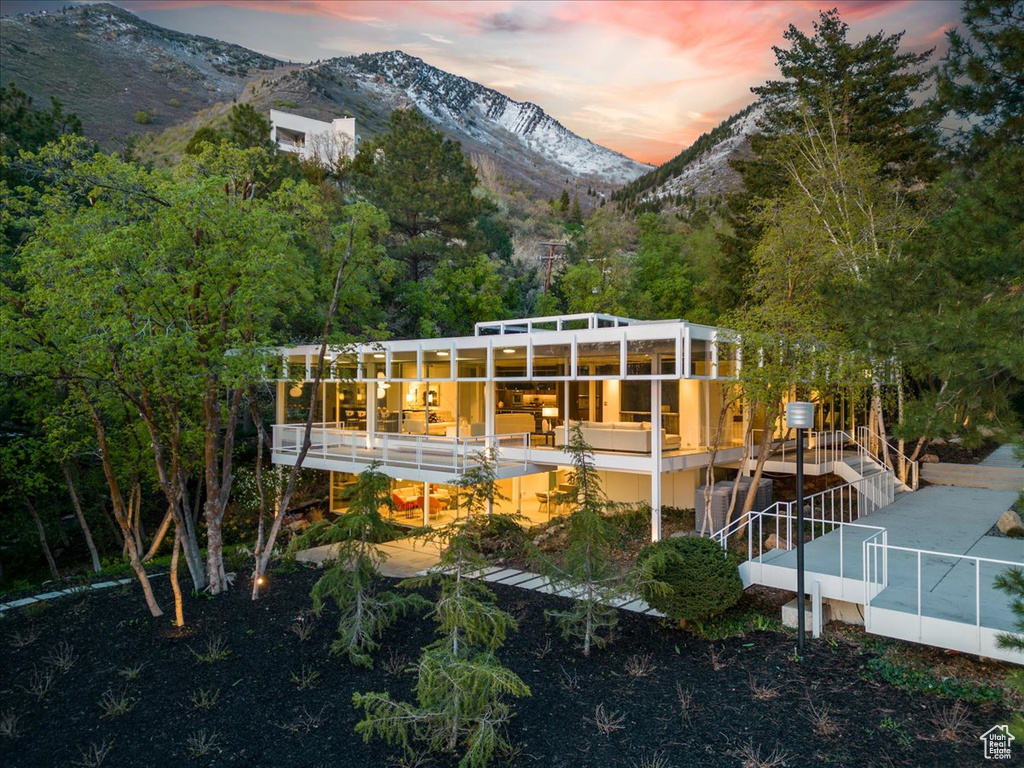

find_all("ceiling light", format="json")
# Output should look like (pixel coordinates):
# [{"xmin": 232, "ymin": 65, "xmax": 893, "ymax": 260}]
[
  {"xmin": 373, "ymin": 353, "xmax": 385, "ymax": 359},
  {"xmin": 436, "ymin": 350, "xmax": 449, "ymax": 357},
  {"xmin": 502, "ymin": 348, "xmax": 516, "ymax": 354}
]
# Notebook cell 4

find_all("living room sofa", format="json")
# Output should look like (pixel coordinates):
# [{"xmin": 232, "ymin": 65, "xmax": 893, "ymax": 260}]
[{"xmin": 567, "ymin": 420, "xmax": 680, "ymax": 453}]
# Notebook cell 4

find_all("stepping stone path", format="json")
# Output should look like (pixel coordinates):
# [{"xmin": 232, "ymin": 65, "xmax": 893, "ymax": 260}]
[{"xmin": 465, "ymin": 565, "xmax": 665, "ymax": 618}]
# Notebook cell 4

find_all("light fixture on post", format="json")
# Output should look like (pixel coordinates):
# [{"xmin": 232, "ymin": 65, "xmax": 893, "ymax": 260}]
[{"xmin": 786, "ymin": 400, "xmax": 815, "ymax": 654}]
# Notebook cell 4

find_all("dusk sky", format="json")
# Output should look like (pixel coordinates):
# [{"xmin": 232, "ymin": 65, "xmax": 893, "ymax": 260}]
[{"xmin": 10, "ymin": 1, "xmax": 963, "ymax": 164}]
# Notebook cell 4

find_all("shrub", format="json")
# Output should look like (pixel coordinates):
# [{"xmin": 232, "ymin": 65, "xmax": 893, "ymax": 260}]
[
  {"xmin": 463, "ymin": 513, "xmax": 528, "ymax": 557},
  {"xmin": 133, "ymin": 111, "xmax": 150, "ymax": 125},
  {"xmin": 637, "ymin": 536, "xmax": 743, "ymax": 623}
]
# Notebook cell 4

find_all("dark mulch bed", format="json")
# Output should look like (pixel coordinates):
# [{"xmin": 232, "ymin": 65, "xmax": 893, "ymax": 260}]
[
  {"xmin": 0, "ymin": 568, "xmax": 1013, "ymax": 767},
  {"xmin": 924, "ymin": 438, "xmax": 1001, "ymax": 465}
]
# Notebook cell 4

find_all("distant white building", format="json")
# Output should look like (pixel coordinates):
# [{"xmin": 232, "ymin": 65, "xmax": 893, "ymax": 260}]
[{"xmin": 269, "ymin": 109, "xmax": 356, "ymax": 167}]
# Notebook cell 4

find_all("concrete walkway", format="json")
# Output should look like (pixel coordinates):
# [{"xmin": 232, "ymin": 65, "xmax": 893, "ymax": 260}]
[
  {"xmin": 296, "ymin": 537, "xmax": 664, "ymax": 616},
  {"xmin": 295, "ymin": 536, "xmax": 444, "ymax": 578},
  {"xmin": 980, "ymin": 444, "xmax": 1024, "ymax": 469}
]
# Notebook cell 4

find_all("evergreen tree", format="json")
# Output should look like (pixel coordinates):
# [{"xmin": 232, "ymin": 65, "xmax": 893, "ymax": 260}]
[
  {"xmin": 294, "ymin": 465, "xmax": 428, "ymax": 668},
  {"xmin": 714, "ymin": 8, "xmax": 940, "ymax": 316},
  {"xmin": 354, "ymin": 454, "xmax": 529, "ymax": 767},
  {"xmin": 937, "ymin": 0, "xmax": 1024, "ymax": 152},
  {"xmin": 541, "ymin": 424, "xmax": 626, "ymax": 656},
  {"xmin": 558, "ymin": 188, "xmax": 570, "ymax": 212},
  {"xmin": 569, "ymin": 192, "xmax": 583, "ymax": 224}
]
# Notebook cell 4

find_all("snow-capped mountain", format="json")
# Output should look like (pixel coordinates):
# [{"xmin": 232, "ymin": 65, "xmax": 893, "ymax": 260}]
[
  {"xmin": 614, "ymin": 103, "xmax": 763, "ymax": 209},
  {"xmin": 337, "ymin": 51, "xmax": 651, "ymax": 184}
]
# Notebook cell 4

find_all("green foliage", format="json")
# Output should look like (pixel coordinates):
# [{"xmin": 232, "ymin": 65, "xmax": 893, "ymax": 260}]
[
  {"xmin": 539, "ymin": 424, "xmax": 627, "ymax": 656},
  {"xmin": 637, "ymin": 536, "xmax": 743, "ymax": 623},
  {"xmin": 462, "ymin": 513, "xmax": 529, "ymax": 559},
  {"xmin": 750, "ymin": 8, "xmax": 937, "ymax": 184},
  {"xmin": 133, "ymin": 110, "xmax": 150, "ymax": 125},
  {"xmin": 184, "ymin": 125, "xmax": 226, "ymax": 155},
  {"xmin": 354, "ymin": 453, "xmax": 529, "ymax": 767},
  {"xmin": 0, "ymin": 83, "xmax": 82, "ymax": 157},
  {"xmin": 863, "ymin": 653, "xmax": 1008, "ymax": 706},
  {"xmin": 225, "ymin": 103, "xmax": 273, "ymax": 151},
  {"xmin": 297, "ymin": 465, "xmax": 428, "ymax": 668},
  {"xmin": 937, "ymin": 0, "xmax": 1024, "ymax": 152}
]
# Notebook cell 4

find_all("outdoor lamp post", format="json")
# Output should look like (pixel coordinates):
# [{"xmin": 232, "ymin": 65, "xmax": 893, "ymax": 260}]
[{"xmin": 786, "ymin": 401, "xmax": 815, "ymax": 653}]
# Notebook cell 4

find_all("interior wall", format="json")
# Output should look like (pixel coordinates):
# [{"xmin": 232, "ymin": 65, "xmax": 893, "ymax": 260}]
[
  {"xmin": 596, "ymin": 469, "xmax": 699, "ymax": 510},
  {"xmin": 603, "ymin": 380, "xmax": 621, "ymax": 422},
  {"xmin": 678, "ymin": 380, "xmax": 702, "ymax": 448}
]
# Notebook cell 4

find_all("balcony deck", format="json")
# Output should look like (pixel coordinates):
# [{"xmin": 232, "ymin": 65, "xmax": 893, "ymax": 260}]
[{"xmin": 271, "ymin": 424, "xmax": 745, "ymax": 482}]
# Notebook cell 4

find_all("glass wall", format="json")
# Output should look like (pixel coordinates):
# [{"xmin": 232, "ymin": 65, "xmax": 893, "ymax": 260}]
[
  {"xmin": 577, "ymin": 341, "xmax": 620, "ymax": 377},
  {"xmin": 494, "ymin": 345, "xmax": 528, "ymax": 380}
]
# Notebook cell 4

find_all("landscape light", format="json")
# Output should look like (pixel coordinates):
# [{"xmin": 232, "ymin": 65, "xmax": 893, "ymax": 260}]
[{"xmin": 785, "ymin": 400, "xmax": 815, "ymax": 654}]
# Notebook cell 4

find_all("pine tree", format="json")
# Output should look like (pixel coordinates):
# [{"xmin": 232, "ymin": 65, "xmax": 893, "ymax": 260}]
[
  {"xmin": 354, "ymin": 453, "xmax": 529, "ymax": 767},
  {"xmin": 569, "ymin": 192, "xmax": 583, "ymax": 224},
  {"xmin": 937, "ymin": 0, "xmax": 1024, "ymax": 152},
  {"xmin": 541, "ymin": 424, "xmax": 626, "ymax": 656},
  {"xmin": 294, "ymin": 465, "xmax": 428, "ymax": 667}
]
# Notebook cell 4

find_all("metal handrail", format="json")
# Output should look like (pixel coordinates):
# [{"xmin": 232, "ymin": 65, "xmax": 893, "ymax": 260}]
[
  {"xmin": 712, "ymin": 469, "xmax": 893, "ymax": 547},
  {"xmin": 856, "ymin": 426, "xmax": 919, "ymax": 490},
  {"xmin": 863, "ymin": 542, "xmax": 1022, "ymax": 635},
  {"xmin": 271, "ymin": 424, "xmax": 531, "ymax": 473}
]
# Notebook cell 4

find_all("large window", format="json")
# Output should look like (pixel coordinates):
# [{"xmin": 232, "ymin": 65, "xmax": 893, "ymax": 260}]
[
  {"xmin": 494, "ymin": 345, "xmax": 528, "ymax": 380},
  {"xmin": 577, "ymin": 341, "xmax": 620, "ymax": 377},
  {"xmin": 533, "ymin": 343, "xmax": 570, "ymax": 378}
]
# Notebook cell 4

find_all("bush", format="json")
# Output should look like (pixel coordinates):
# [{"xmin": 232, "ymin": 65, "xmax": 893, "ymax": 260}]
[
  {"xmin": 637, "ymin": 536, "xmax": 743, "ymax": 623},
  {"xmin": 134, "ymin": 110, "xmax": 151, "ymax": 125},
  {"xmin": 463, "ymin": 513, "xmax": 528, "ymax": 558}
]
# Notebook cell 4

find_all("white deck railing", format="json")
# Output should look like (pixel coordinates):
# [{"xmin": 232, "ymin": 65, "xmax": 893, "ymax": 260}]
[
  {"xmin": 864, "ymin": 543, "xmax": 1021, "ymax": 640},
  {"xmin": 272, "ymin": 424, "xmax": 532, "ymax": 474},
  {"xmin": 856, "ymin": 426, "xmax": 920, "ymax": 490},
  {"xmin": 711, "ymin": 470, "xmax": 895, "ymax": 577}
]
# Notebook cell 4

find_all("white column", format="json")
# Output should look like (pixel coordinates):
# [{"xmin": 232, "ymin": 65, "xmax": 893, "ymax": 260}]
[
  {"xmin": 484, "ymin": 381, "xmax": 495, "ymax": 436},
  {"xmin": 650, "ymin": 380, "xmax": 663, "ymax": 542},
  {"xmin": 365, "ymin": 383, "xmax": 376, "ymax": 449}
]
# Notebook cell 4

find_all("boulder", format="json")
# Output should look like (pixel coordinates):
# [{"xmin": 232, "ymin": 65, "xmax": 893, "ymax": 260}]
[
  {"xmin": 920, "ymin": 453, "xmax": 940, "ymax": 463},
  {"xmin": 765, "ymin": 534, "xmax": 791, "ymax": 550},
  {"xmin": 997, "ymin": 509, "xmax": 1024, "ymax": 534},
  {"xmin": 929, "ymin": 438, "xmax": 948, "ymax": 447}
]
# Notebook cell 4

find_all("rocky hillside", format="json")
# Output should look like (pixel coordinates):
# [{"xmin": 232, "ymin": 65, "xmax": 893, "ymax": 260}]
[
  {"xmin": 1, "ymin": 6, "xmax": 649, "ymax": 196},
  {"xmin": 613, "ymin": 103, "xmax": 763, "ymax": 211},
  {"xmin": 0, "ymin": 3, "xmax": 284, "ymax": 146}
]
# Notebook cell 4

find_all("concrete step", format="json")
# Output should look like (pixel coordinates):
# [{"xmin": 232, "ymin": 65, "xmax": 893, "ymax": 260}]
[{"xmin": 921, "ymin": 463, "xmax": 1024, "ymax": 491}]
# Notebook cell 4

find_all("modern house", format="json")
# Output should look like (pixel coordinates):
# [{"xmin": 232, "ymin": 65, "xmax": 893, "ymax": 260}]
[
  {"xmin": 271, "ymin": 313, "xmax": 753, "ymax": 537},
  {"xmin": 270, "ymin": 312, "xmax": 1022, "ymax": 663},
  {"xmin": 269, "ymin": 109, "xmax": 356, "ymax": 167}
]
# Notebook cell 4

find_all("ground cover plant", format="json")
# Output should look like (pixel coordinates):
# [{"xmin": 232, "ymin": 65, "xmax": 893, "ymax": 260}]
[{"xmin": 0, "ymin": 568, "xmax": 1015, "ymax": 768}]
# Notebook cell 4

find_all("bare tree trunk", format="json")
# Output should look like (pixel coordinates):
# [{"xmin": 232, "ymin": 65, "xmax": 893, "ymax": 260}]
[
  {"xmin": 170, "ymin": 525, "xmax": 184, "ymax": 627},
  {"xmin": 249, "ymin": 398, "xmax": 268, "ymax": 600},
  {"xmin": 725, "ymin": 405, "xmax": 781, "ymax": 540},
  {"xmin": 61, "ymin": 461, "xmax": 101, "ymax": 572},
  {"xmin": 143, "ymin": 509, "xmax": 173, "ymax": 562},
  {"xmin": 80, "ymin": 393, "xmax": 163, "ymax": 617},
  {"xmin": 130, "ymin": 481, "xmax": 144, "ymax": 559},
  {"xmin": 252, "ymin": 225, "xmax": 358, "ymax": 599},
  {"xmin": 19, "ymin": 488, "xmax": 59, "ymax": 581},
  {"xmin": 701, "ymin": 390, "xmax": 735, "ymax": 535}
]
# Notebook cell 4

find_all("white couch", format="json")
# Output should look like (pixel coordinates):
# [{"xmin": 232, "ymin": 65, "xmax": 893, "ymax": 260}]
[
  {"xmin": 402, "ymin": 410, "xmax": 455, "ymax": 436},
  {"xmin": 568, "ymin": 420, "xmax": 680, "ymax": 453}
]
